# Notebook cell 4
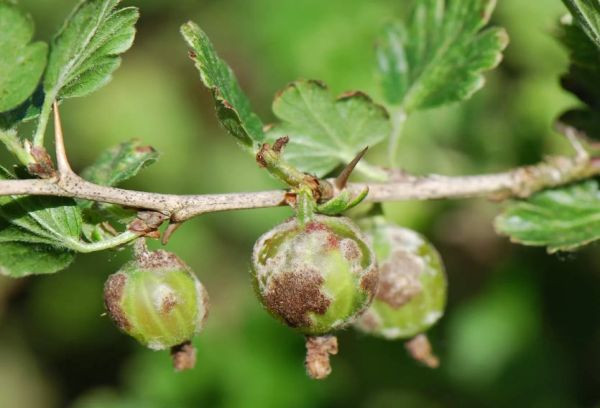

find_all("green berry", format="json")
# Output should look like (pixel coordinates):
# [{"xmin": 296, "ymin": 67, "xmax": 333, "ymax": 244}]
[
  {"xmin": 251, "ymin": 215, "xmax": 378, "ymax": 335},
  {"xmin": 354, "ymin": 218, "xmax": 447, "ymax": 339},
  {"xmin": 104, "ymin": 249, "xmax": 209, "ymax": 350}
]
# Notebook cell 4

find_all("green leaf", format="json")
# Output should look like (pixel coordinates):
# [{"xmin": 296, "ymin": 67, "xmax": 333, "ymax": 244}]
[
  {"xmin": 79, "ymin": 139, "xmax": 158, "ymax": 221},
  {"xmin": 557, "ymin": 15, "xmax": 600, "ymax": 138},
  {"xmin": 0, "ymin": 2, "xmax": 47, "ymax": 112},
  {"xmin": 81, "ymin": 139, "xmax": 159, "ymax": 187},
  {"xmin": 0, "ymin": 241, "xmax": 74, "ymax": 278},
  {"xmin": 266, "ymin": 80, "xmax": 391, "ymax": 178},
  {"xmin": 44, "ymin": 0, "xmax": 138, "ymax": 101},
  {"xmin": 180, "ymin": 21, "xmax": 265, "ymax": 151},
  {"xmin": 562, "ymin": 0, "xmax": 600, "ymax": 49},
  {"xmin": 0, "ymin": 168, "xmax": 81, "ymax": 275},
  {"xmin": 495, "ymin": 181, "xmax": 600, "ymax": 253},
  {"xmin": 377, "ymin": 0, "xmax": 508, "ymax": 112},
  {"xmin": 0, "ymin": 86, "xmax": 44, "ymax": 130}
]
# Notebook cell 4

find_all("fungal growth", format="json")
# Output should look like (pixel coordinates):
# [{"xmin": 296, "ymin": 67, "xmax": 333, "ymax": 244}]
[
  {"xmin": 354, "ymin": 218, "xmax": 447, "ymax": 367},
  {"xmin": 251, "ymin": 215, "xmax": 378, "ymax": 378},
  {"xmin": 104, "ymin": 242, "xmax": 209, "ymax": 370}
]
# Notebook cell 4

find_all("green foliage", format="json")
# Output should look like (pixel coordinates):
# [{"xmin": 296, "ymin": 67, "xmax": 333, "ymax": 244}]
[
  {"xmin": 495, "ymin": 181, "xmax": 600, "ymax": 253},
  {"xmin": 0, "ymin": 2, "xmax": 47, "ymax": 113},
  {"xmin": 0, "ymin": 168, "xmax": 80, "ymax": 277},
  {"xmin": 266, "ymin": 80, "xmax": 391, "ymax": 178},
  {"xmin": 181, "ymin": 21, "xmax": 265, "ymax": 151},
  {"xmin": 81, "ymin": 139, "xmax": 159, "ymax": 187},
  {"xmin": 44, "ymin": 0, "xmax": 138, "ymax": 101},
  {"xmin": 0, "ymin": 241, "xmax": 75, "ymax": 278},
  {"xmin": 79, "ymin": 140, "xmax": 159, "ymax": 232},
  {"xmin": 377, "ymin": 0, "xmax": 508, "ymax": 112},
  {"xmin": 0, "ymin": 86, "xmax": 44, "ymax": 130},
  {"xmin": 557, "ymin": 14, "xmax": 600, "ymax": 137},
  {"xmin": 562, "ymin": 0, "xmax": 600, "ymax": 49}
]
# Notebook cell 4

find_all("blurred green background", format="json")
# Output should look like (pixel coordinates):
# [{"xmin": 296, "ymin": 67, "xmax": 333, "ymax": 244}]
[{"xmin": 1, "ymin": 0, "xmax": 600, "ymax": 407}]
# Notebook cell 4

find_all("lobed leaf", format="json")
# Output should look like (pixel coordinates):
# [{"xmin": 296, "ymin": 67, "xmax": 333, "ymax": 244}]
[
  {"xmin": 0, "ymin": 2, "xmax": 47, "ymax": 113},
  {"xmin": 557, "ymin": 14, "xmax": 600, "ymax": 138},
  {"xmin": 266, "ymin": 80, "xmax": 391, "ymax": 178},
  {"xmin": 495, "ymin": 181, "xmax": 600, "ymax": 253},
  {"xmin": 377, "ymin": 0, "xmax": 508, "ymax": 112},
  {"xmin": 180, "ymin": 21, "xmax": 265, "ymax": 151},
  {"xmin": 562, "ymin": 0, "xmax": 600, "ymax": 49},
  {"xmin": 44, "ymin": 0, "xmax": 138, "ymax": 102}
]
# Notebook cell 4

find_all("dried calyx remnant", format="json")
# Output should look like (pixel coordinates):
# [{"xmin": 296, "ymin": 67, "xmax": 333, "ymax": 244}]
[
  {"xmin": 354, "ymin": 217, "xmax": 447, "ymax": 367},
  {"xmin": 251, "ymin": 215, "xmax": 378, "ymax": 379},
  {"xmin": 104, "ymin": 240, "xmax": 209, "ymax": 371},
  {"xmin": 305, "ymin": 335, "xmax": 338, "ymax": 379}
]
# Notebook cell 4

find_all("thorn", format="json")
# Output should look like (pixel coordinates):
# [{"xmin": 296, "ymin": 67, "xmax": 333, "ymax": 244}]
[
  {"xmin": 52, "ymin": 102, "xmax": 74, "ymax": 175},
  {"xmin": 555, "ymin": 122, "xmax": 588, "ymax": 160},
  {"xmin": 335, "ymin": 146, "xmax": 369, "ymax": 189},
  {"xmin": 101, "ymin": 222, "xmax": 119, "ymax": 236},
  {"xmin": 162, "ymin": 221, "xmax": 183, "ymax": 245}
]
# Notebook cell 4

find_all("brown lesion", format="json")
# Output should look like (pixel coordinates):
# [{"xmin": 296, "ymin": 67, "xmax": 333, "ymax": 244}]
[
  {"xmin": 340, "ymin": 239, "xmax": 360, "ymax": 260},
  {"xmin": 376, "ymin": 250, "xmax": 423, "ymax": 309},
  {"xmin": 137, "ymin": 249, "xmax": 186, "ymax": 270},
  {"xmin": 103, "ymin": 273, "xmax": 130, "ymax": 331},
  {"xmin": 264, "ymin": 270, "xmax": 330, "ymax": 328},
  {"xmin": 161, "ymin": 293, "xmax": 178, "ymax": 314},
  {"xmin": 360, "ymin": 263, "xmax": 379, "ymax": 298}
]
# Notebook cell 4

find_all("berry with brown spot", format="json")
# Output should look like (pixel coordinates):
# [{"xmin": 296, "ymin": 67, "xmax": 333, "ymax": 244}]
[
  {"xmin": 251, "ymin": 215, "xmax": 378, "ymax": 336},
  {"xmin": 354, "ymin": 217, "xmax": 447, "ymax": 340},
  {"xmin": 104, "ymin": 247, "xmax": 209, "ymax": 358}
]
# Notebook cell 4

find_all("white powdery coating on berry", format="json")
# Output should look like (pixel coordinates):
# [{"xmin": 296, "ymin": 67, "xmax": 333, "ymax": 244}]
[
  {"xmin": 147, "ymin": 340, "xmax": 168, "ymax": 351},
  {"xmin": 381, "ymin": 327, "xmax": 402, "ymax": 339},
  {"xmin": 424, "ymin": 310, "xmax": 443, "ymax": 325},
  {"xmin": 252, "ymin": 216, "xmax": 373, "ymax": 292},
  {"xmin": 194, "ymin": 277, "xmax": 209, "ymax": 332},
  {"xmin": 386, "ymin": 226, "xmax": 424, "ymax": 255}
]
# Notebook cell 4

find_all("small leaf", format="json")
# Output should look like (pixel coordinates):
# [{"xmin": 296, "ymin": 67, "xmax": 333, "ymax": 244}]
[
  {"xmin": 377, "ymin": 0, "xmax": 508, "ymax": 112},
  {"xmin": 266, "ymin": 80, "xmax": 391, "ymax": 178},
  {"xmin": 495, "ymin": 181, "xmax": 600, "ymax": 253},
  {"xmin": 0, "ymin": 2, "xmax": 47, "ymax": 112},
  {"xmin": 0, "ymin": 168, "xmax": 82, "ymax": 253},
  {"xmin": 81, "ymin": 139, "xmax": 159, "ymax": 187},
  {"xmin": 0, "ymin": 241, "xmax": 75, "ymax": 278},
  {"xmin": 79, "ymin": 139, "xmax": 158, "ymax": 220},
  {"xmin": 44, "ymin": 0, "xmax": 138, "ymax": 101},
  {"xmin": 0, "ymin": 168, "xmax": 79, "ymax": 276},
  {"xmin": 557, "ymin": 15, "xmax": 600, "ymax": 138},
  {"xmin": 180, "ymin": 21, "xmax": 265, "ymax": 150},
  {"xmin": 562, "ymin": 0, "xmax": 600, "ymax": 49}
]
